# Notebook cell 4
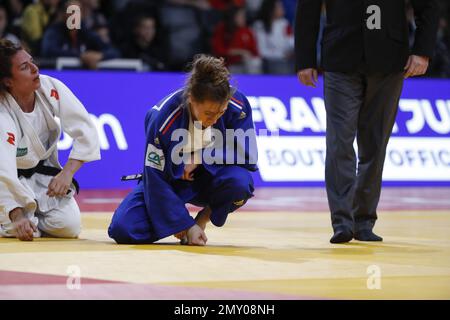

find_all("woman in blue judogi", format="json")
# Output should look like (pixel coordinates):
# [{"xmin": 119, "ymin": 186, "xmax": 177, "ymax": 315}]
[{"xmin": 108, "ymin": 55, "xmax": 258, "ymax": 246}]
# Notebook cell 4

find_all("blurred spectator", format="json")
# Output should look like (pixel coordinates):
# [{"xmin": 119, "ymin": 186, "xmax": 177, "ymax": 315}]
[
  {"xmin": 0, "ymin": 4, "xmax": 20, "ymax": 44},
  {"xmin": 2, "ymin": 0, "xmax": 26, "ymax": 36},
  {"xmin": 120, "ymin": 14, "xmax": 166, "ymax": 71},
  {"xmin": 80, "ymin": 0, "xmax": 107, "ymax": 31},
  {"xmin": 253, "ymin": 0, "xmax": 294, "ymax": 74},
  {"xmin": 93, "ymin": 19, "xmax": 109, "ymax": 43},
  {"xmin": 41, "ymin": 0, "xmax": 120, "ymax": 69},
  {"xmin": 170, "ymin": 0, "xmax": 221, "ymax": 57},
  {"xmin": 0, "ymin": 0, "xmax": 445, "ymax": 76},
  {"xmin": 281, "ymin": 0, "xmax": 296, "ymax": 26},
  {"xmin": 159, "ymin": 1, "xmax": 212, "ymax": 70},
  {"xmin": 92, "ymin": 18, "xmax": 120, "ymax": 56},
  {"xmin": 212, "ymin": 5, "xmax": 261, "ymax": 74},
  {"xmin": 109, "ymin": 0, "xmax": 157, "ymax": 50},
  {"xmin": 21, "ymin": 0, "xmax": 59, "ymax": 55}
]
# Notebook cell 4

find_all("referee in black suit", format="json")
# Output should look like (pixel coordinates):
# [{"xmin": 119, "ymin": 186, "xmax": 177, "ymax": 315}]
[{"xmin": 295, "ymin": 0, "xmax": 439, "ymax": 243}]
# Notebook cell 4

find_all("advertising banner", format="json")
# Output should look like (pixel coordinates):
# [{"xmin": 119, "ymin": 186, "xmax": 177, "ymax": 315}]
[{"xmin": 45, "ymin": 71, "xmax": 450, "ymax": 188}]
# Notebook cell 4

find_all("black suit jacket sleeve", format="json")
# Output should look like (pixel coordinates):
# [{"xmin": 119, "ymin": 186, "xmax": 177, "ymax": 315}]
[
  {"xmin": 294, "ymin": 0, "xmax": 323, "ymax": 71},
  {"xmin": 410, "ymin": 0, "xmax": 440, "ymax": 58}
]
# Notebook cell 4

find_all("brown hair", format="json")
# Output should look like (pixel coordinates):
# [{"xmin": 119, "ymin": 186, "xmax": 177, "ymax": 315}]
[
  {"xmin": 0, "ymin": 39, "xmax": 22, "ymax": 95},
  {"xmin": 185, "ymin": 54, "xmax": 232, "ymax": 104}
]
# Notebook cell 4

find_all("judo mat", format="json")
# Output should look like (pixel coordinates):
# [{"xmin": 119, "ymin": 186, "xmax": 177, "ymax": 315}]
[{"xmin": 1, "ymin": 187, "xmax": 449, "ymax": 300}]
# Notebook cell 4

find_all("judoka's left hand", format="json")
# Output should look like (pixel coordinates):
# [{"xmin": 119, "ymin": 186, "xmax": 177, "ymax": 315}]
[
  {"xmin": 47, "ymin": 171, "xmax": 73, "ymax": 197},
  {"xmin": 47, "ymin": 159, "xmax": 83, "ymax": 197},
  {"xmin": 187, "ymin": 224, "xmax": 208, "ymax": 246}
]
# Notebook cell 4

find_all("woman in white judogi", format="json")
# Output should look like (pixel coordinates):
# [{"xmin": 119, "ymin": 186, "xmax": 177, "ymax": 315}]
[{"xmin": 0, "ymin": 40, "xmax": 100, "ymax": 241}]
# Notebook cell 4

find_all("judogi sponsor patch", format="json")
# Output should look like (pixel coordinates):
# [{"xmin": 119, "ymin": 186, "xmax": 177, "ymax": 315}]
[
  {"xmin": 6, "ymin": 132, "xmax": 15, "ymax": 145},
  {"xmin": 145, "ymin": 143, "xmax": 165, "ymax": 171},
  {"xmin": 16, "ymin": 147, "xmax": 28, "ymax": 157}
]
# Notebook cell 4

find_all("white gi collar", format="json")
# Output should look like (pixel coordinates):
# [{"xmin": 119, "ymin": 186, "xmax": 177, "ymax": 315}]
[{"xmin": 5, "ymin": 92, "xmax": 60, "ymax": 160}]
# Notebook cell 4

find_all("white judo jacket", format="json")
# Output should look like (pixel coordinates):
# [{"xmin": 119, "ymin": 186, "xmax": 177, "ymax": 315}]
[{"xmin": 0, "ymin": 75, "xmax": 101, "ymax": 224}]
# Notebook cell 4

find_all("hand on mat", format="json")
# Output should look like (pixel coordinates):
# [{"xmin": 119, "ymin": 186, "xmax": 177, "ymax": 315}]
[
  {"xmin": 10, "ymin": 209, "xmax": 37, "ymax": 241},
  {"xmin": 187, "ymin": 224, "xmax": 208, "ymax": 246},
  {"xmin": 47, "ymin": 170, "xmax": 72, "ymax": 197},
  {"xmin": 404, "ymin": 55, "xmax": 429, "ymax": 79},
  {"xmin": 297, "ymin": 68, "xmax": 318, "ymax": 88}
]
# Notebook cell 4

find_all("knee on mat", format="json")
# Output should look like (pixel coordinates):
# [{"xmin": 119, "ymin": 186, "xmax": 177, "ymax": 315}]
[
  {"xmin": 108, "ymin": 217, "xmax": 151, "ymax": 244},
  {"xmin": 108, "ymin": 220, "xmax": 135, "ymax": 244},
  {"xmin": 41, "ymin": 215, "xmax": 81, "ymax": 238}
]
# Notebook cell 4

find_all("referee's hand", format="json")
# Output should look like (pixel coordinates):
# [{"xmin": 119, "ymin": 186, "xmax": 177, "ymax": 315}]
[
  {"xmin": 404, "ymin": 55, "xmax": 429, "ymax": 79},
  {"xmin": 297, "ymin": 68, "xmax": 318, "ymax": 88}
]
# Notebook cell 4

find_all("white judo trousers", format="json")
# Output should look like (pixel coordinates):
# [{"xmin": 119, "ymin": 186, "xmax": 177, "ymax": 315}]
[
  {"xmin": 0, "ymin": 74, "xmax": 100, "ymax": 238},
  {"xmin": 36, "ymin": 197, "xmax": 80, "ymax": 238},
  {"xmin": 0, "ymin": 196, "xmax": 81, "ymax": 238}
]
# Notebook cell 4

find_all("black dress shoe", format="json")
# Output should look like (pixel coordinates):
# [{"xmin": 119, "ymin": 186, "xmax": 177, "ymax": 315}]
[
  {"xmin": 330, "ymin": 229, "xmax": 353, "ymax": 244},
  {"xmin": 354, "ymin": 230, "xmax": 383, "ymax": 241}
]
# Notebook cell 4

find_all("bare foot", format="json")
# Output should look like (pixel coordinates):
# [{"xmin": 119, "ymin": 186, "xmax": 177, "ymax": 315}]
[{"xmin": 195, "ymin": 207, "xmax": 211, "ymax": 231}]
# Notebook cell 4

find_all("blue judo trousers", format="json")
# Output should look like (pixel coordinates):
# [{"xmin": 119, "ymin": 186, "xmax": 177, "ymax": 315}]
[{"xmin": 108, "ymin": 88, "xmax": 258, "ymax": 244}]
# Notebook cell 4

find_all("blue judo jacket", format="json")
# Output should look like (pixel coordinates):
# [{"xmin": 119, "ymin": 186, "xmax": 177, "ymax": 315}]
[{"xmin": 141, "ymin": 88, "xmax": 258, "ymax": 239}]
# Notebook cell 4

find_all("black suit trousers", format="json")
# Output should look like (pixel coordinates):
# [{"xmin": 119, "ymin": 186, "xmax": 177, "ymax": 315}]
[{"xmin": 323, "ymin": 70, "xmax": 404, "ymax": 232}]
